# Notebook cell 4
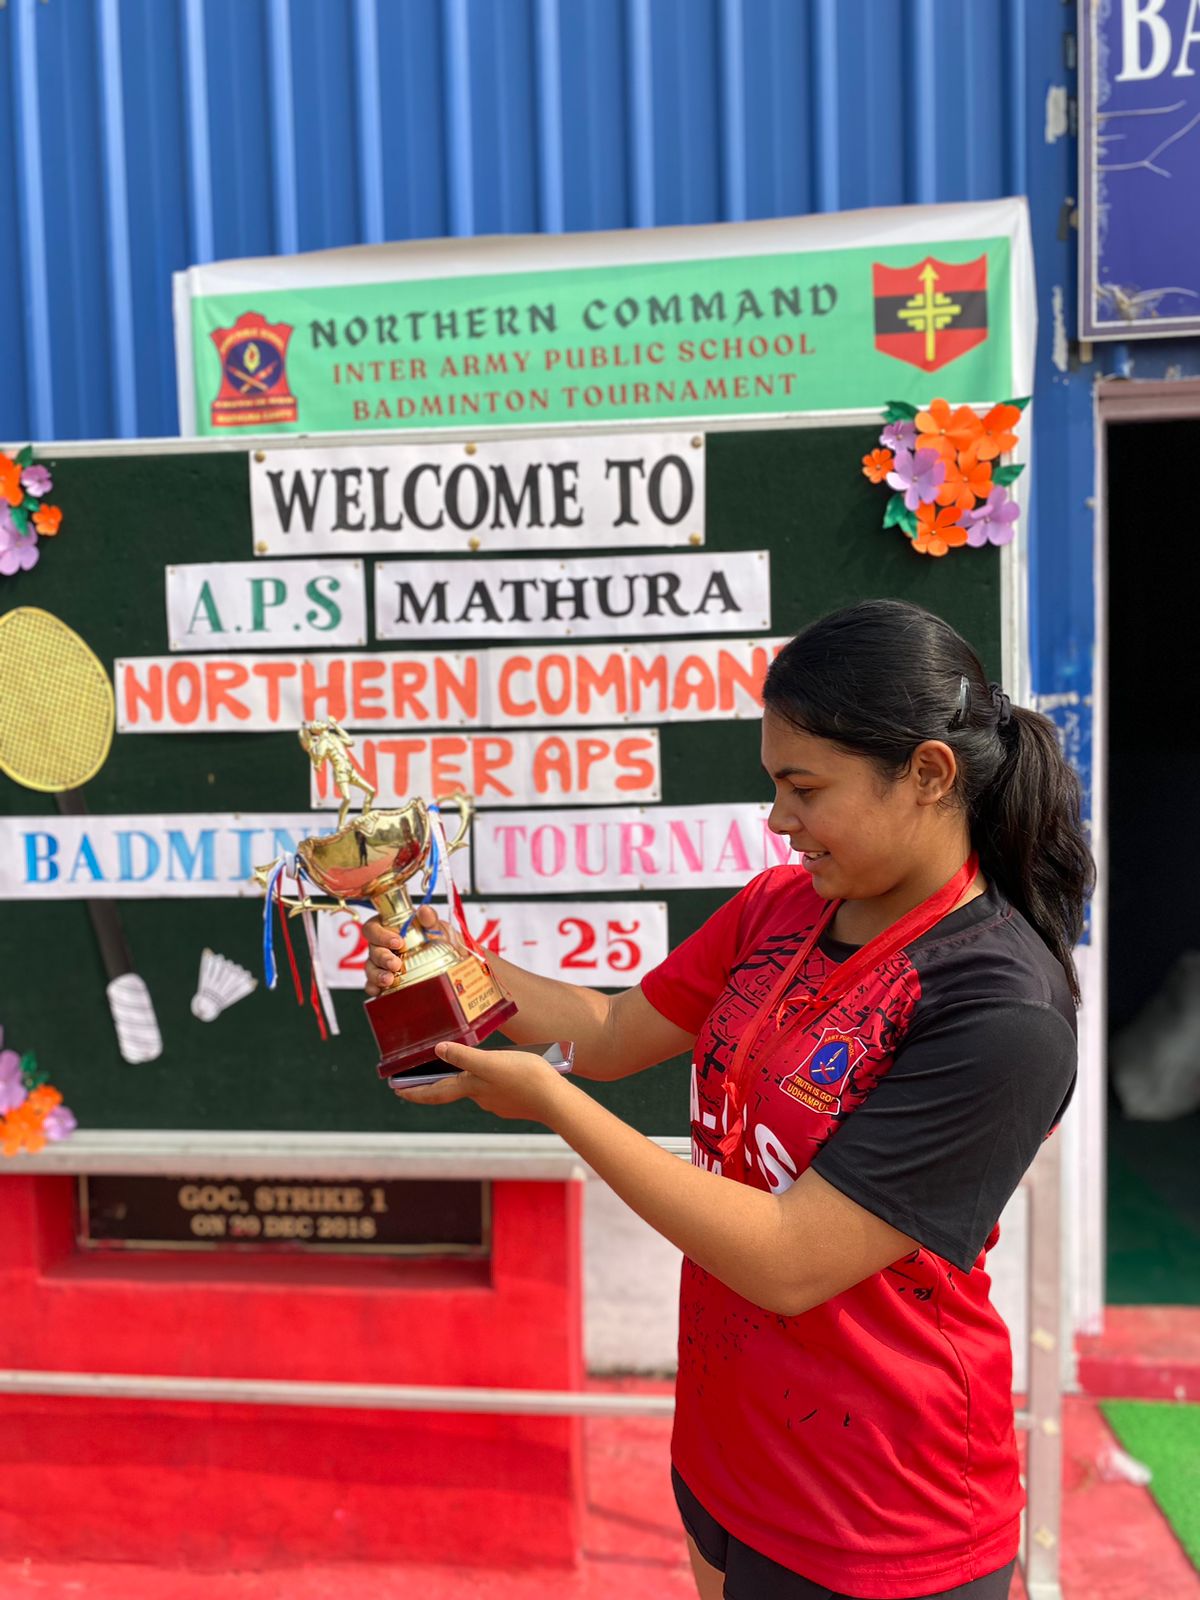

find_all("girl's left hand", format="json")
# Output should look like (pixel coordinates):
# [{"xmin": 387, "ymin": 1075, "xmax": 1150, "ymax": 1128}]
[{"xmin": 392, "ymin": 1040, "xmax": 570, "ymax": 1125}]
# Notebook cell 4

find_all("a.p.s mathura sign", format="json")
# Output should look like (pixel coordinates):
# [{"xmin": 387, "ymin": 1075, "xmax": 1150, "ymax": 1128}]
[{"xmin": 174, "ymin": 201, "xmax": 1033, "ymax": 436}]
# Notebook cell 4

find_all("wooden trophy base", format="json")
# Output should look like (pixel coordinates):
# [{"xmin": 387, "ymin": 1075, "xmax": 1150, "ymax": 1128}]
[{"xmin": 365, "ymin": 954, "xmax": 517, "ymax": 1080}]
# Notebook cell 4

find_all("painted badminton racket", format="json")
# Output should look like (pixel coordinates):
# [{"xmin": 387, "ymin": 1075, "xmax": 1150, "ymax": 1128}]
[{"xmin": 0, "ymin": 606, "xmax": 162, "ymax": 1063}]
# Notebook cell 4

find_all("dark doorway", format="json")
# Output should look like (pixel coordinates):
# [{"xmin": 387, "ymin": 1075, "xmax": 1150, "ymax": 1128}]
[{"xmin": 1106, "ymin": 419, "xmax": 1200, "ymax": 1304}]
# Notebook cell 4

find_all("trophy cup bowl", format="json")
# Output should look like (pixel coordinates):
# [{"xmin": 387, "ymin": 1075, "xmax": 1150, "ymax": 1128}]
[
  {"xmin": 297, "ymin": 794, "xmax": 516, "ymax": 1081},
  {"xmin": 298, "ymin": 800, "xmax": 432, "ymax": 912}
]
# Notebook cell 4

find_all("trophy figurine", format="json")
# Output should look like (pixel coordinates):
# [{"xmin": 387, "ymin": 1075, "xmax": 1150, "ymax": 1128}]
[
  {"xmin": 299, "ymin": 718, "xmax": 377, "ymax": 829},
  {"xmin": 263, "ymin": 721, "xmax": 516, "ymax": 1081}
]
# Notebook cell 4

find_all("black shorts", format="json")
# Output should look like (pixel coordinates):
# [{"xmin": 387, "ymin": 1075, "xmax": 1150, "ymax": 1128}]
[{"xmin": 673, "ymin": 1467, "xmax": 1017, "ymax": 1600}]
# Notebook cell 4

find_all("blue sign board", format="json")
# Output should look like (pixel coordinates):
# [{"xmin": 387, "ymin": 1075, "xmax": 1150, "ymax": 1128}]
[{"xmin": 1080, "ymin": 0, "xmax": 1200, "ymax": 339}]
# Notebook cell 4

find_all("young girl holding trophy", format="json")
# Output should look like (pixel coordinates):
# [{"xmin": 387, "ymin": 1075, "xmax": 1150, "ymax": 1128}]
[{"xmin": 362, "ymin": 601, "xmax": 1092, "ymax": 1600}]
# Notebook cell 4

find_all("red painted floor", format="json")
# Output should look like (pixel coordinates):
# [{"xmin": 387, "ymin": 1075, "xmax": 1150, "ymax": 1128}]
[{"xmin": 0, "ymin": 1392, "xmax": 1194, "ymax": 1599}]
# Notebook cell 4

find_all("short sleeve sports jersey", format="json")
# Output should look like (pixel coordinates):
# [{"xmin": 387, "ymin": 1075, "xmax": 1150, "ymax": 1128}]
[{"xmin": 641, "ymin": 865, "xmax": 1076, "ymax": 1599}]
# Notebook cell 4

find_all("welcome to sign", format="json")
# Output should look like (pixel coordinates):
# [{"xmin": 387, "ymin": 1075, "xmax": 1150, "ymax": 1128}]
[{"xmin": 248, "ymin": 433, "xmax": 705, "ymax": 554}]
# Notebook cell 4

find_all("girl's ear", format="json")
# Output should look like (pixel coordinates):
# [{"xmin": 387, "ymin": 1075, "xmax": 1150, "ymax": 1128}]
[{"xmin": 910, "ymin": 739, "xmax": 958, "ymax": 806}]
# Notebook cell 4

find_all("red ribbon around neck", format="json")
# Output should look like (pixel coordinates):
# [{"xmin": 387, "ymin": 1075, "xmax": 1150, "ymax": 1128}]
[{"xmin": 717, "ymin": 854, "xmax": 980, "ymax": 1181}]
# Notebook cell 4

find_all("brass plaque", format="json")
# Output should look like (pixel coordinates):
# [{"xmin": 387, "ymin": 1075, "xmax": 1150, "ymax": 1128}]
[{"xmin": 78, "ymin": 1175, "xmax": 489, "ymax": 1256}]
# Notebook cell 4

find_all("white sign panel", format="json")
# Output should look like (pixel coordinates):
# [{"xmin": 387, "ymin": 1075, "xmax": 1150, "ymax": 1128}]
[
  {"xmin": 166, "ymin": 560, "xmax": 367, "ymax": 651},
  {"xmin": 473, "ymin": 803, "xmax": 790, "ymax": 894},
  {"xmin": 0, "ymin": 814, "xmax": 362, "ymax": 900},
  {"xmin": 310, "ymin": 728, "xmax": 660, "ymax": 809},
  {"xmin": 249, "ymin": 433, "xmax": 705, "ymax": 555},
  {"xmin": 374, "ymin": 551, "xmax": 769, "ymax": 641},
  {"xmin": 116, "ymin": 637, "xmax": 784, "ymax": 733},
  {"xmin": 319, "ymin": 900, "xmax": 669, "ymax": 989}
]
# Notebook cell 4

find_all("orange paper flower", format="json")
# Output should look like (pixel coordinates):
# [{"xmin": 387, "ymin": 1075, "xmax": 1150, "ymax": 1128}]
[
  {"xmin": 0, "ymin": 1101, "xmax": 47, "ymax": 1157},
  {"xmin": 936, "ymin": 454, "xmax": 993, "ymax": 512},
  {"xmin": 861, "ymin": 448, "xmax": 894, "ymax": 484},
  {"xmin": 32, "ymin": 504, "xmax": 62, "ymax": 536},
  {"xmin": 914, "ymin": 503, "xmax": 969, "ymax": 557},
  {"xmin": 915, "ymin": 399, "xmax": 984, "ymax": 462},
  {"xmin": 973, "ymin": 403, "xmax": 1022, "ymax": 461},
  {"xmin": 0, "ymin": 454, "xmax": 22, "ymax": 508},
  {"xmin": 26, "ymin": 1084, "xmax": 62, "ymax": 1114}
]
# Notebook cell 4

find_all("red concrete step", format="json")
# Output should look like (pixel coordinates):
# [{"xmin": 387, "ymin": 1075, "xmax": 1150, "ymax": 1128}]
[{"xmin": 1078, "ymin": 1306, "xmax": 1200, "ymax": 1400}]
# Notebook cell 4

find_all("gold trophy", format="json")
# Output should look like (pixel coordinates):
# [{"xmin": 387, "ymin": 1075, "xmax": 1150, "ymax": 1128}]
[{"xmin": 263, "ymin": 721, "xmax": 515, "ymax": 1081}]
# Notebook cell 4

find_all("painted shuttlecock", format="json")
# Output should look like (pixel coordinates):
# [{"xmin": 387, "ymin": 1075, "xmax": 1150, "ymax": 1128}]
[{"xmin": 191, "ymin": 948, "xmax": 258, "ymax": 1022}]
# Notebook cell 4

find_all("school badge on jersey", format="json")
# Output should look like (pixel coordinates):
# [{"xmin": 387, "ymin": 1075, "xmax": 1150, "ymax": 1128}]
[
  {"xmin": 210, "ymin": 311, "xmax": 299, "ymax": 428},
  {"xmin": 780, "ymin": 1029, "xmax": 864, "ymax": 1116}
]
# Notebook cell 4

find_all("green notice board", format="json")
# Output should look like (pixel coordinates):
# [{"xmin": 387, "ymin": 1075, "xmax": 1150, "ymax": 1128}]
[{"xmin": 0, "ymin": 428, "xmax": 1000, "ymax": 1140}]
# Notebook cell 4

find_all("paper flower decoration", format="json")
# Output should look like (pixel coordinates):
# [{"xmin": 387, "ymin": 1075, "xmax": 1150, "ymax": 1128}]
[
  {"xmin": 0, "ymin": 505, "xmax": 40, "ymax": 574},
  {"xmin": 886, "ymin": 446, "xmax": 945, "ymax": 510},
  {"xmin": 0, "ymin": 1047, "xmax": 27, "ymax": 1115},
  {"xmin": 915, "ymin": 504, "xmax": 969, "ymax": 557},
  {"xmin": 0, "ymin": 457, "xmax": 23, "ymax": 506},
  {"xmin": 962, "ymin": 486, "xmax": 1020, "ymax": 547},
  {"xmin": 914, "ymin": 398, "xmax": 984, "ymax": 461},
  {"xmin": 41, "ymin": 1103, "xmax": 78, "ymax": 1142},
  {"xmin": 0, "ymin": 1026, "xmax": 76, "ymax": 1157},
  {"xmin": 974, "ymin": 404, "xmax": 1023, "ymax": 461},
  {"xmin": 861, "ymin": 448, "xmax": 894, "ymax": 484},
  {"xmin": 864, "ymin": 396, "xmax": 1027, "ymax": 558},
  {"xmin": 0, "ymin": 449, "xmax": 62, "ymax": 576},
  {"xmin": 937, "ymin": 453, "xmax": 993, "ymax": 512},
  {"xmin": 880, "ymin": 419, "xmax": 917, "ymax": 452}
]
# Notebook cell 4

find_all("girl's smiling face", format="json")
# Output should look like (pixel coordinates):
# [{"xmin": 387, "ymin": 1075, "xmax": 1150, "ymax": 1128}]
[{"xmin": 760, "ymin": 708, "xmax": 962, "ymax": 906}]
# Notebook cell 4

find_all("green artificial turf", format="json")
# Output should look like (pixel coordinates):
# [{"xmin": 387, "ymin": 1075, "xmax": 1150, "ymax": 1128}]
[{"xmin": 1101, "ymin": 1401, "xmax": 1200, "ymax": 1571}]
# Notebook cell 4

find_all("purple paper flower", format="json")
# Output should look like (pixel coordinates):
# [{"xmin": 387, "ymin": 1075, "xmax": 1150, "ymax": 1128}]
[
  {"xmin": 42, "ymin": 1105, "xmax": 77, "ymax": 1143},
  {"xmin": 0, "ymin": 1049, "xmax": 26, "ymax": 1116},
  {"xmin": 885, "ymin": 446, "xmax": 946, "ymax": 511},
  {"xmin": 20, "ymin": 464, "xmax": 52, "ymax": 497},
  {"xmin": 962, "ymin": 486, "xmax": 1020, "ymax": 547},
  {"xmin": 0, "ymin": 504, "xmax": 39, "ymax": 575},
  {"xmin": 881, "ymin": 419, "xmax": 917, "ymax": 452}
]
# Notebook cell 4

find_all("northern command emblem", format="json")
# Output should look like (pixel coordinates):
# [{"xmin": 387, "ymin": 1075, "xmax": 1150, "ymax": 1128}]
[{"xmin": 873, "ymin": 256, "xmax": 988, "ymax": 373}]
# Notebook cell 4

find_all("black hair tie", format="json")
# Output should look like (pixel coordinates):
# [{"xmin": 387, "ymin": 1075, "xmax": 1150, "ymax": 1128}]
[{"xmin": 989, "ymin": 682, "xmax": 1012, "ymax": 729}]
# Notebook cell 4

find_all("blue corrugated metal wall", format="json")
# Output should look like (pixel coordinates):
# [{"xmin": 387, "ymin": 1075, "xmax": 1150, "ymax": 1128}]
[
  {"xmin": 5, "ymin": 0, "xmax": 1197, "ymax": 740},
  {"xmin": 3, "ymin": 0, "xmax": 1068, "ymax": 443}
]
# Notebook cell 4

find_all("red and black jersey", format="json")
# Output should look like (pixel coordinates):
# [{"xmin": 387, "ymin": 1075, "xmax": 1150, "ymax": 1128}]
[{"xmin": 641, "ymin": 865, "xmax": 1076, "ymax": 1599}]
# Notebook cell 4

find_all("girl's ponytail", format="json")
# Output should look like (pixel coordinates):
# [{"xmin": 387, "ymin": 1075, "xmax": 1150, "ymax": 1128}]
[
  {"xmin": 763, "ymin": 600, "xmax": 1095, "ymax": 1002},
  {"xmin": 972, "ymin": 704, "xmax": 1094, "ymax": 1002}
]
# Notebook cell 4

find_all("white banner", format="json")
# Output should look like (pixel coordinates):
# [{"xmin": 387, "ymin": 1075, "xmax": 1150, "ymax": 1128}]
[
  {"xmin": 166, "ymin": 559, "xmax": 367, "ymax": 651},
  {"xmin": 116, "ymin": 636, "xmax": 784, "ymax": 733},
  {"xmin": 0, "ymin": 813, "xmax": 463, "ymax": 900},
  {"xmin": 373, "ymin": 550, "xmax": 768, "ymax": 641},
  {"xmin": 310, "ymin": 728, "xmax": 660, "ymax": 809},
  {"xmin": 318, "ymin": 899, "xmax": 669, "ymax": 988},
  {"xmin": 248, "ymin": 433, "xmax": 705, "ymax": 555},
  {"xmin": 473, "ymin": 803, "xmax": 790, "ymax": 894}
]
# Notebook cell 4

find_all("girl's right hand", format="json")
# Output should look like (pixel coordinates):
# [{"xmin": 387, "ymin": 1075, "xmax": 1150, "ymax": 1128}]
[{"xmin": 362, "ymin": 906, "xmax": 442, "ymax": 997}]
